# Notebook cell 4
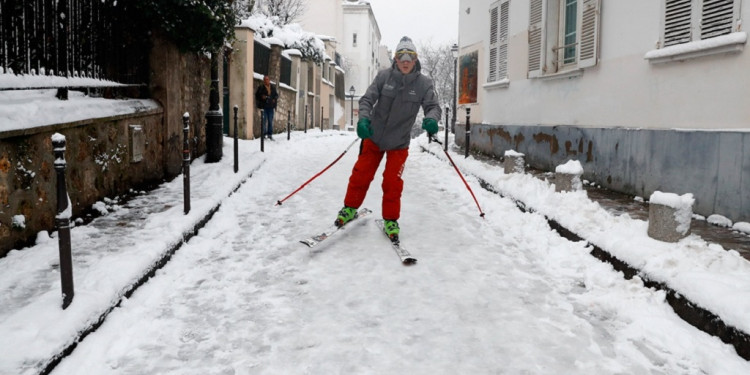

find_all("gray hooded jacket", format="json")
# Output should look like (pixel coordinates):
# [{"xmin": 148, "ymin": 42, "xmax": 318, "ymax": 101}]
[{"xmin": 359, "ymin": 61, "xmax": 441, "ymax": 150}]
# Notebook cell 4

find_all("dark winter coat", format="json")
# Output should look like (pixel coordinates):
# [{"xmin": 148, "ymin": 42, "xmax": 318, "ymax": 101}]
[
  {"xmin": 359, "ymin": 60, "xmax": 441, "ymax": 151},
  {"xmin": 255, "ymin": 83, "xmax": 278, "ymax": 110}
]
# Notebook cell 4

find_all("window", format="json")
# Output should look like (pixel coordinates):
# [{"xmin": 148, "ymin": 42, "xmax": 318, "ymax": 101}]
[
  {"xmin": 488, "ymin": 0, "xmax": 510, "ymax": 83},
  {"xmin": 527, "ymin": 0, "xmax": 601, "ymax": 78},
  {"xmin": 646, "ymin": 0, "xmax": 744, "ymax": 63},
  {"xmin": 561, "ymin": 0, "xmax": 577, "ymax": 65},
  {"xmin": 663, "ymin": 0, "xmax": 739, "ymax": 47}
]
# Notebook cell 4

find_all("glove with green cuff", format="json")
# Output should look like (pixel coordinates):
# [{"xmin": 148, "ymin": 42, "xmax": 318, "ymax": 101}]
[
  {"xmin": 357, "ymin": 118, "xmax": 373, "ymax": 139},
  {"xmin": 422, "ymin": 118, "xmax": 438, "ymax": 135}
]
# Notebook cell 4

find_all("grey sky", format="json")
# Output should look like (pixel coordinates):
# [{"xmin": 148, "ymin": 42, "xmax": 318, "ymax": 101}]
[{"xmin": 368, "ymin": 0, "xmax": 459, "ymax": 50}]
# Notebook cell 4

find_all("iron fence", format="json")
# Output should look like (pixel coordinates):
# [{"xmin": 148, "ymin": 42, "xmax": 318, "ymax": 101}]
[
  {"xmin": 253, "ymin": 41, "xmax": 270, "ymax": 76},
  {"xmin": 0, "ymin": 0, "xmax": 150, "ymax": 85},
  {"xmin": 280, "ymin": 55, "xmax": 291, "ymax": 86}
]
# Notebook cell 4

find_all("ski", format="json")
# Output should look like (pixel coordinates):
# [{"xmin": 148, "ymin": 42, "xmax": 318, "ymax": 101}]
[
  {"xmin": 300, "ymin": 208, "xmax": 372, "ymax": 248},
  {"xmin": 375, "ymin": 219, "xmax": 417, "ymax": 265}
]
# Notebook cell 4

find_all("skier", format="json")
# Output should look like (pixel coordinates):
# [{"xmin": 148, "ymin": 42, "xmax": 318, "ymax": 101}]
[{"xmin": 334, "ymin": 36, "xmax": 441, "ymax": 240}]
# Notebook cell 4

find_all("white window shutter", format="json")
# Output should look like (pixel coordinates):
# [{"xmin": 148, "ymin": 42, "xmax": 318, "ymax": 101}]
[
  {"xmin": 489, "ymin": 5, "xmax": 499, "ymax": 82},
  {"xmin": 498, "ymin": 1, "xmax": 509, "ymax": 79},
  {"xmin": 701, "ymin": 0, "xmax": 735, "ymax": 40},
  {"xmin": 664, "ymin": 0, "xmax": 693, "ymax": 47},
  {"xmin": 577, "ymin": 0, "xmax": 601, "ymax": 69},
  {"xmin": 528, "ymin": 0, "xmax": 545, "ymax": 77}
]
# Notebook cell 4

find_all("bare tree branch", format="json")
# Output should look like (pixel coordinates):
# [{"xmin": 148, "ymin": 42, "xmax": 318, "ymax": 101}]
[
  {"xmin": 260, "ymin": 0, "xmax": 306, "ymax": 25},
  {"xmin": 417, "ymin": 41, "xmax": 456, "ymax": 112},
  {"xmin": 234, "ymin": 0, "xmax": 256, "ymax": 19}
]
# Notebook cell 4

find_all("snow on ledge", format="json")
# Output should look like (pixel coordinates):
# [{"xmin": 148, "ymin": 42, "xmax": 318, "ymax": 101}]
[
  {"xmin": 644, "ymin": 32, "xmax": 747, "ymax": 63},
  {"xmin": 650, "ymin": 191, "xmax": 695, "ymax": 210},
  {"xmin": 483, "ymin": 78, "xmax": 510, "ymax": 90},
  {"xmin": 0, "ymin": 71, "xmax": 128, "ymax": 89},
  {"xmin": 555, "ymin": 160, "xmax": 583, "ymax": 175},
  {"xmin": 0, "ymin": 89, "xmax": 160, "ymax": 134}
]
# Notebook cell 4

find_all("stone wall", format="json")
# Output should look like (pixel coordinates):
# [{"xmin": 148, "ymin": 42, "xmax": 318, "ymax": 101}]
[
  {"xmin": 0, "ymin": 32, "xmax": 214, "ymax": 256},
  {"xmin": 149, "ymin": 31, "xmax": 213, "ymax": 177},
  {"xmin": 456, "ymin": 123, "xmax": 750, "ymax": 223},
  {"xmin": 251, "ymin": 81, "xmax": 297, "ymax": 138},
  {"xmin": 0, "ymin": 110, "xmax": 163, "ymax": 255}
]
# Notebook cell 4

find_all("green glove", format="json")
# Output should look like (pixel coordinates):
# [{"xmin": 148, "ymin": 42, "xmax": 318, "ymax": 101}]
[
  {"xmin": 422, "ymin": 118, "xmax": 438, "ymax": 135},
  {"xmin": 357, "ymin": 118, "xmax": 372, "ymax": 139}
]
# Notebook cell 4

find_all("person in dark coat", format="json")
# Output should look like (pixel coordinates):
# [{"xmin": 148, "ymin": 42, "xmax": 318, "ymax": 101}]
[{"xmin": 255, "ymin": 75, "xmax": 279, "ymax": 139}]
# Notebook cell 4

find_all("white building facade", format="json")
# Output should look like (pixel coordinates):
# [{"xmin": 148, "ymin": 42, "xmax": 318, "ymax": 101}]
[
  {"xmin": 298, "ymin": 0, "xmax": 383, "ymax": 129},
  {"xmin": 297, "ymin": 0, "xmax": 345, "ymax": 41},
  {"xmin": 457, "ymin": 0, "xmax": 749, "ymax": 222},
  {"xmin": 342, "ymin": 1, "xmax": 383, "ymax": 119}
]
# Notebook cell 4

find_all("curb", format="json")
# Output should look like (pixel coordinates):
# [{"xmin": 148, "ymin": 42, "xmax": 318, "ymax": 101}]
[
  {"xmin": 421, "ymin": 144, "xmax": 750, "ymax": 361},
  {"xmin": 477, "ymin": 174, "xmax": 750, "ymax": 361},
  {"xmin": 38, "ymin": 168, "xmax": 259, "ymax": 375}
]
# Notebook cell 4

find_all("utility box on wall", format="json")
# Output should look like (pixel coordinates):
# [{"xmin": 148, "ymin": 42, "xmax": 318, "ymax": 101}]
[{"xmin": 129, "ymin": 125, "xmax": 144, "ymax": 163}]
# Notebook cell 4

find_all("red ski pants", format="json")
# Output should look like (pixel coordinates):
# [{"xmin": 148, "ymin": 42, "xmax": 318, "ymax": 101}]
[{"xmin": 344, "ymin": 139, "xmax": 408, "ymax": 220}]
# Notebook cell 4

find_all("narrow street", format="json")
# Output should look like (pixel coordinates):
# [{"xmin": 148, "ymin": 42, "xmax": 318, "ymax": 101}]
[{"xmin": 47, "ymin": 133, "xmax": 750, "ymax": 374}]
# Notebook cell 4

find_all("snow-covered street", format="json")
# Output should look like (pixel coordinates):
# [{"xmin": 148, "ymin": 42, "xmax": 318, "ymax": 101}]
[{"xmin": 30, "ymin": 132, "xmax": 750, "ymax": 374}]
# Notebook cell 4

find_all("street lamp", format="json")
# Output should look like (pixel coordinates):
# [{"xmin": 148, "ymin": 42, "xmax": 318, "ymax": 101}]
[
  {"xmin": 451, "ymin": 43, "xmax": 458, "ymax": 135},
  {"xmin": 205, "ymin": 52, "xmax": 223, "ymax": 162},
  {"xmin": 348, "ymin": 85, "xmax": 356, "ymax": 130}
]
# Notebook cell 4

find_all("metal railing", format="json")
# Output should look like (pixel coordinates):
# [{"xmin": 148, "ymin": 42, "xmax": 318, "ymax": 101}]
[{"xmin": 0, "ymin": 0, "xmax": 150, "ymax": 86}]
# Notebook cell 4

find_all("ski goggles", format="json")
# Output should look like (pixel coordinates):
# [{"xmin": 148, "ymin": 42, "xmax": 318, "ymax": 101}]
[{"xmin": 395, "ymin": 49, "xmax": 417, "ymax": 62}]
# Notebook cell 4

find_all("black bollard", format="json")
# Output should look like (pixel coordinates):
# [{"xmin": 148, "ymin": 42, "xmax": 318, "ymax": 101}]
[
  {"xmin": 205, "ymin": 54, "xmax": 223, "ymax": 163},
  {"xmin": 320, "ymin": 106, "xmax": 324, "ymax": 132},
  {"xmin": 465, "ymin": 107, "xmax": 471, "ymax": 158},
  {"xmin": 52, "ymin": 134, "xmax": 74, "ymax": 309},
  {"xmin": 260, "ymin": 110, "xmax": 265, "ymax": 152},
  {"xmin": 444, "ymin": 106, "xmax": 450, "ymax": 152},
  {"xmin": 233, "ymin": 105, "xmax": 239, "ymax": 173},
  {"xmin": 304, "ymin": 104, "xmax": 308, "ymax": 133},
  {"xmin": 287, "ymin": 110, "xmax": 291, "ymax": 140},
  {"xmin": 183, "ymin": 113, "xmax": 191, "ymax": 214}
]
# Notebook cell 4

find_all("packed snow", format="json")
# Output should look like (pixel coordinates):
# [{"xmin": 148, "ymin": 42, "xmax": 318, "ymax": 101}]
[{"xmin": 1, "ymin": 132, "xmax": 748, "ymax": 374}]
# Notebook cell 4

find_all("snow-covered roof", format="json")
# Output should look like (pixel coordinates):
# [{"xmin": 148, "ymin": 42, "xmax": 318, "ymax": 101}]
[{"xmin": 240, "ymin": 14, "xmax": 326, "ymax": 62}]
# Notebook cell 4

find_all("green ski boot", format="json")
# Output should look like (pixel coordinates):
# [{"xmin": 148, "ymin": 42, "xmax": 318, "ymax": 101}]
[
  {"xmin": 335, "ymin": 206, "xmax": 358, "ymax": 227},
  {"xmin": 383, "ymin": 220, "xmax": 400, "ymax": 241}
]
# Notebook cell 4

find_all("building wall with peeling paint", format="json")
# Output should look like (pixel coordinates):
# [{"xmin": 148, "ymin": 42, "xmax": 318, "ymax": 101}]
[{"xmin": 457, "ymin": 0, "xmax": 749, "ymax": 222}]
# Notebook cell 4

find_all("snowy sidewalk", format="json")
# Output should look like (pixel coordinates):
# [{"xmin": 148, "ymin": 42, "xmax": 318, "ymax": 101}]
[
  {"xmin": 416, "ymin": 136, "xmax": 750, "ymax": 358},
  {"xmin": 0, "ymin": 137, "xmax": 265, "ymax": 375}
]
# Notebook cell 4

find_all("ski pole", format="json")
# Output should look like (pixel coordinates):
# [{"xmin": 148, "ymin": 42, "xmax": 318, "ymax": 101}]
[
  {"xmin": 428, "ymin": 135, "xmax": 485, "ymax": 218},
  {"xmin": 276, "ymin": 138, "xmax": 360, "ymax": 206}
]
